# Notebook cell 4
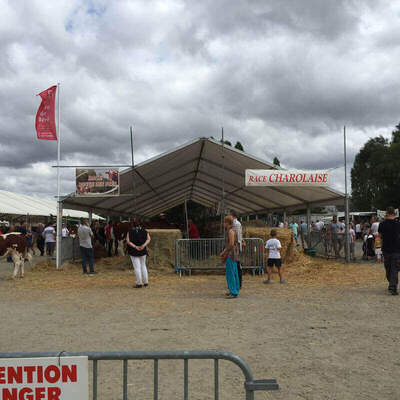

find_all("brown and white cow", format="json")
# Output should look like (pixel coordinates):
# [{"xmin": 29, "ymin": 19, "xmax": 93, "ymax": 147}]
[
  {"xmin": 113, "ymin": 221, "xmax": 132, "ymax": 256},
  {"xmin": 0, "ymin": 233, "xmax": 27, "ymax": 278}
]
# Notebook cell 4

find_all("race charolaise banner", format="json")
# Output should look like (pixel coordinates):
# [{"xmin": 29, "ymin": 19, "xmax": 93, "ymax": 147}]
[
  {"xmin": 245, "ymin": 169, "xmax": 330, "ymax": 186},
  {"xmin": 35, "ymin": 85, "xmax": 57, "ymax": 140}
]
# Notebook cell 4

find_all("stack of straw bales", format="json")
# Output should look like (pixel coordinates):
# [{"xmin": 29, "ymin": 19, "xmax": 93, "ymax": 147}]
[
  {"xmin": 242, "ymin": 226, "xmax": 296, "ymax": 263},
  {"xmin": 146, "ymin": 229, "xmax": 182, "ymax": 271}
]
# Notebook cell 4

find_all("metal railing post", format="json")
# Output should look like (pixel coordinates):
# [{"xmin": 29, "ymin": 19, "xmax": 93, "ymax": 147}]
[
  {"xmin": 93, "ymin": 359, "xmax": 98, "ymax": 400},
  {"xmin": 123, "ymin": 359, "xmax": 128, "ymax": 400},
  {"xmin": 154, "ymin": 359, "xmax": 158, "ymax": 400},
  {"xmin": 184, "ymin": 359, "xmax": 189, "ymax": 400},
  {"xmin": 214, "ymin": 359, "xmax": 219, "ymax": 400}
]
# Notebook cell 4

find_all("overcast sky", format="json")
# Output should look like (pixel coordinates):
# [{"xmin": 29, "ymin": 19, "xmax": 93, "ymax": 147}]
[{"xmin": 1, "ymin": 0, "xmax": 399, "ymax": 199}]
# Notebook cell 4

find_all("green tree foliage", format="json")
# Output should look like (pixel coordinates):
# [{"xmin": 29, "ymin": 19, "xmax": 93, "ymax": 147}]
[
  {"xmin": 234, "ymin": 141, "xmax": 244, "ymax": 151},
  {"xmin": 273, "ymin": 157, "xmax": 280, "ymax": 166},
  {"xmin": 351, "ymin": 125, "xmax": 400, "ymax": 210}
]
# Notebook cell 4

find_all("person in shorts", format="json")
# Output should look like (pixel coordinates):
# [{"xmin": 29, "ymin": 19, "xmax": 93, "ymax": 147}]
[{"xmin": 264, "ymin": 229, "xmax": 286, "ymax": 284}]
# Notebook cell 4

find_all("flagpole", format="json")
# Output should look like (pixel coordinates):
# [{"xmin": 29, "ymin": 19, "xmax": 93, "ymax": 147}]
[
  {"xmin": 56, "ymin": 82, "xmax": 61, "ymax": 269},
  {"xmin": 344, "ymin": 125, "xmax": 350, "ymax": 264}
]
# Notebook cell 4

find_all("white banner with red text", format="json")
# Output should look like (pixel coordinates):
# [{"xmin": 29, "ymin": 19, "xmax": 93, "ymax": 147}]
[
  {"xmin": 245, "ymin": 169, "xmax": 330, "ymax": 186},
  {"xmin": 0, "ymin": 356, "xmax": 89, "ymax": 400}
]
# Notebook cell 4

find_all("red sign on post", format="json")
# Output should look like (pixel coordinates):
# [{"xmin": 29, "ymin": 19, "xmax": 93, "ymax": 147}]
[{"xmin": 35, "ymin": 85, "xmax": 57, "ymax": 140}]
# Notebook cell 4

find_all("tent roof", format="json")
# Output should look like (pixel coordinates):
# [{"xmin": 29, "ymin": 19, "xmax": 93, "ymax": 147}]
[
  {"xmin": 0, "ymin": 190, "xmax": 103, "ymax": 220},
  {"xmin": 62, "ymin": 137, "xmax": 345, "ymax": 217}
]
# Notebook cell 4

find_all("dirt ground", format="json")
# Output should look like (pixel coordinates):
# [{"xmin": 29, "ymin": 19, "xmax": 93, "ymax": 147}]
[{"xmin": 0, "ymin": 256, "xmax": 399, "ymax": 400}]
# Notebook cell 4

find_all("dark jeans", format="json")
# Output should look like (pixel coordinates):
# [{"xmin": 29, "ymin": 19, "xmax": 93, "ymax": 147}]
[
  {"xmin": 46, "ymin": 242, "xmax": 55, "ymax": 256},
  {"xmin": 37, "ymin": 237, "xmax": 45, "ymax": 256},
  {"xmin": 80, "ymin": 246, "xmax": 94, "ymax": 274},
  {"xmin": 237, "ymin": 261, "xmax": 242, "ymax": 288},
  {"xmin": 107, "ymin": 240, "xmax": 118, "ymax": 257},
  {"xmin": 383, "ymin": 252, "xmax": 400, "ymax": 291}
]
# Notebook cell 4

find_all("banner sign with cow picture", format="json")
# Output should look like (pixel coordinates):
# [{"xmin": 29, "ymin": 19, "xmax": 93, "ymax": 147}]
[
  {"xmin": 245, "ymin": 169, "xmax": 331, "ymax": 187},
  {"xmin": 0, "ymin": 356, "xmax": 89, "ymax": 400},
  {"xmin": 76, "ymin": 168, "xmax": 119, "ymax": 196}
]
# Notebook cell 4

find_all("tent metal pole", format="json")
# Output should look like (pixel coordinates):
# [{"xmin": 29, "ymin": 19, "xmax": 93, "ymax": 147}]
[
  {"xmin": 130, "ymin": 126, "xmax": 136, "ymax": 218},
  {"xmin": 344, "ymin": 125, "xmax": 350, "ymax": 263},
  {"xmin": 184, "ymin": 199, "xmax": 189, "ymax": 239},
  {"xmin": 56, "ymin": 82, "xmax": 62, "ymax": 270},
  {"xmin": 220, "ymin": 127, "xmax": 225, "ymax": 237},
  {"xmin": 306, "ymin": 205, "xmax": 311, "ymax": 248}
]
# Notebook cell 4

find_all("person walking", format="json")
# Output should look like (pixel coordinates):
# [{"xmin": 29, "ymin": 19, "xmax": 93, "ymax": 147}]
[
  {"xmin": 61, "ymin": 224, "xmax": 69, "ymax": 238},
  {"xmin": 105, "ymin": 221, "xmax": 115, "ymax": 257},
  {"xmin": 371, "ymin": 216, "xmax": 380, "ymax": 237},
  {"xmin": 289, "ymin": 219, "xmax": 299, "ymax": 245},
  {"xmin": 126, "ymin": 219, "xmax": 151, "ymax": 288},
  {"xmin": 43, "ymin": 223, "xmax": 56, "ymax": 256},
  {"xmin": 378, "ymin": 207, "xmax": 400, "ymax": 295},
  {"xmin": 26, "ymin": 224, "xmax": 33, "ymax": 254},
  {"xmin": 78, "ymin": 218, "xmax": 95, "ymax": 275},
  {"xmin": 355, "ymin": 222, "xmax": 362, "ymax": 240},
  {"xmin": 330, "ymin": 216, "xmax": 342, "ymax": 258},
  {"xmin": 348, "ymin": 223, "xmax": 356, "ymax": 260},
  {"xmin": 300, "ymin": 220, "xmax": 308, "ymax": 248},
  {"xmin": 220, "ymin": 215, "xmax": 240, "ymax": 299},
  {"xmin": 228, "ymin": 210, "xmax": 243, "ymax": 288},
  {"xmin": 36, "ymin": 223, "xmax": 45, "ymax": 256}
]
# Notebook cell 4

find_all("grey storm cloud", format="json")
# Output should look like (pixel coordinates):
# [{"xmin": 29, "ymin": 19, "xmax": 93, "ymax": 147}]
[{"xmin": 0, "ymin": 0, "xmax": 399, "ymax": 197}]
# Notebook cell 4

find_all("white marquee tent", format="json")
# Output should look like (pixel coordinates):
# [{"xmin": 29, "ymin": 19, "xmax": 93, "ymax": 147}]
[
  {"xmin": 62, "ymin": 137, "xmax": 345, "ymax": 217},
  {"xmin": 0, "ymin": 190, "xmax": 103, "ymax": 220}
]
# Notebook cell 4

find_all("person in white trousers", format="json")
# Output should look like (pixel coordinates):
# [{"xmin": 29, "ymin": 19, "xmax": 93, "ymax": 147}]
[{"xmin": 126, "ymin": 219, "xmax": 151, "ymax": 288}]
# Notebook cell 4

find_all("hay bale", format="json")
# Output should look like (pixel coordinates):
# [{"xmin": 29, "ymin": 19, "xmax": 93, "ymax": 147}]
[
  {"xmin": 243, "ymin": 227, "xmax": 295, "ymax": 263},
  {"xmin": 146, "ymin": 229, "xmax": 182, "ymax": 270}
]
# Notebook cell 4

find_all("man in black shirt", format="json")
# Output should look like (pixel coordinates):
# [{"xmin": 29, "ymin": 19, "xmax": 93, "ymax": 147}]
[{"xmin": 378, "ymin": 207, "xmax": 400, "ymax": 295}]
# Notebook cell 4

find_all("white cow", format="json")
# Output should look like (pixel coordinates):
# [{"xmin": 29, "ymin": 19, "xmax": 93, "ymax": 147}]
[{"xmin": 3, "ymin": 247, "xmax": 25, "ymax": 278}]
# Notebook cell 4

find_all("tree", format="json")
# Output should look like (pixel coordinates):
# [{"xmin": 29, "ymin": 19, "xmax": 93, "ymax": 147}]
[
  {"xmin": 273, "ymin": 157, "xmax": 280, "ymax": 166},
  {"xmin": 392, "ymin": 123, "xmax": 400, "ymax": 144},
  {"xmin": 234, "ymin": 141, "xmax": 244, "ymax": 151},
  {"xmin": 351, "ymin": 127, "xmax": 400, "ymax": 210}
]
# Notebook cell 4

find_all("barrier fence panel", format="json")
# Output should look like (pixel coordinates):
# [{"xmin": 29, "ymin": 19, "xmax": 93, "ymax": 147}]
[
  {"xmin": 308, "ymin": 231, "xmax": 360, "ymax": 260},
  {"xmin": 0, "ymin": 350, "xmax": 279, "ymax": 400},
  {"xmin": 60, "ymin": 237, "xmax": 81, "ymax": 263},
  {"xmin": 174, "ymin": 238, "xmax": 264, "ymax": 276}
]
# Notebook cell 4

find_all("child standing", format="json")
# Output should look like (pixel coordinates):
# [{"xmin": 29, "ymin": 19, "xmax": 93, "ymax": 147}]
[
  {"xmin": 264, "ymin": 230, "xmax": 286, "ymax": 284},
  {"xmin": 375, "ymin": 236, "xmax": 383, "ymax": 263}
]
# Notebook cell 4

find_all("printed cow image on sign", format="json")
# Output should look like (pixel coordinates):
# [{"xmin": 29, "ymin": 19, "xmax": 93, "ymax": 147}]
[
  {"xmin": 76, "ymin": 168, "xmax": 119, "ymax": 196},
  {"xmin": 0, "ymin": 357, "xmax": 88, "ymax": 400}
]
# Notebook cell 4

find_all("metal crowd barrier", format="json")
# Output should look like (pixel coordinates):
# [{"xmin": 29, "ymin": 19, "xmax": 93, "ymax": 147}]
[
  {"xmin": 60, "ymin": 236, "xmax": 80, "ymax": 263},
  {"xmin": 308, "ymin": 230, "xmax": 357, "ymax": 259},
  {"xmin": 174, "ymin": 238, "xmax": 265, "ymax": 276},
  {"xmin": 0, "ymin": 350, "xmax": 279, "ymax": 400}
]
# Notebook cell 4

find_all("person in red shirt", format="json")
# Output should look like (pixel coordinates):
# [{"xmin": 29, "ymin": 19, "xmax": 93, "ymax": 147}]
[{"xmin": 188, "ymin": 219, "xmax": 200, "ymax": 239}]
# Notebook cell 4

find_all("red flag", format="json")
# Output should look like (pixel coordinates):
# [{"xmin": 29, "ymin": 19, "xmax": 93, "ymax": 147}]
[{"xmin": 35, "ymin": 85, "xmax": 57, "ymax": 140}]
